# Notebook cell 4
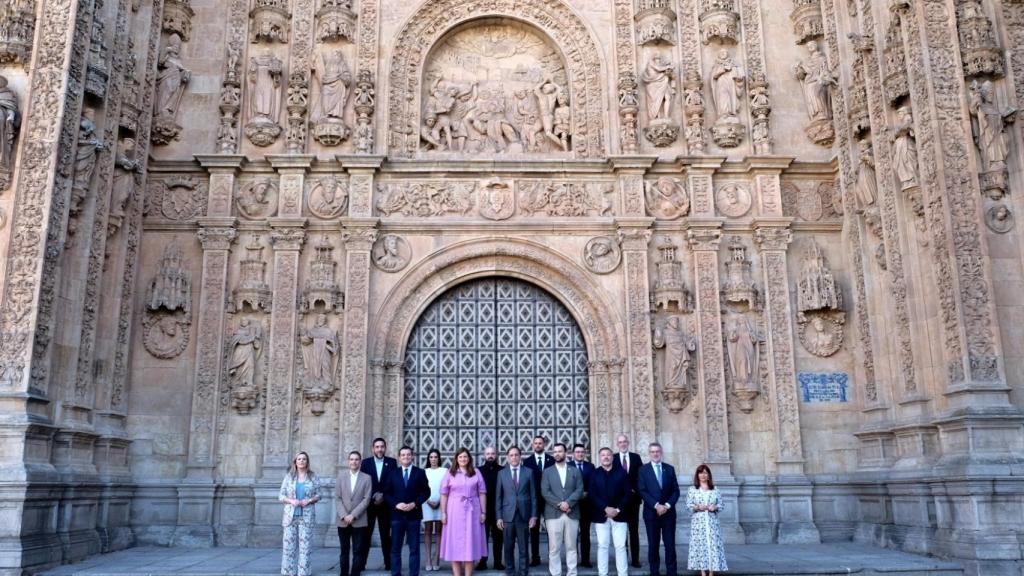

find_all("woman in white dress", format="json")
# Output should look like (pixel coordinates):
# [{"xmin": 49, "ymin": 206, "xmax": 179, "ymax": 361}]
[
  {"xmin": 423, "ymin": 448, "xmax": 446, "ymax": 571},
  {"xmin": 687, "ymin": 464, "xmax": 727, "ymax": 575}
]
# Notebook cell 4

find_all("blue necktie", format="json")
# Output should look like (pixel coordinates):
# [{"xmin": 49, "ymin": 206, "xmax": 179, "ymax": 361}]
[
  {"xmin": 655, "ymin": 464, "xmax": 662, "ymax": 488},
  {"xmin": 403, "ymin": 468, "xmax": 409, "ymax": 486}
]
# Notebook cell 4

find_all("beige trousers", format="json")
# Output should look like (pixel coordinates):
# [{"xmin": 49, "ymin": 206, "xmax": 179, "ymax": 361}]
[{"xmin": 545, "ymin": 513, "xmax": 579, "ymax": 576}]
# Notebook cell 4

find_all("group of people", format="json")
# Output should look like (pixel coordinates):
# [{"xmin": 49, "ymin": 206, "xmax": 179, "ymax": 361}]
[{"xmin": 278, "ymin": 435, "xmax": 728, "ymax": 576}]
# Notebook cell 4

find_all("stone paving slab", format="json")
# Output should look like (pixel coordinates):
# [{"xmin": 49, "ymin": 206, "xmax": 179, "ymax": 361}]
[{"xmin": 41, "ymin": 543, "xmax": 962, "ymax": 576}]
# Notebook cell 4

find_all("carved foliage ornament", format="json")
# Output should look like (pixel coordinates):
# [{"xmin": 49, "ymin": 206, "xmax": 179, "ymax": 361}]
[
  {"xmin": 519, "ymin": 181, "xmax": 614, "ymax": 217},
  {"xmin": 0, "ymin": 75, "xmax": 20, "ymax": 191},
  {"xmin": 0, "ymin": 0, "xmax": 35, "ymax": 64},
  {"xmin": 377, "ymin": 181, "xmax": 476, "ymax": 217},
  {"xmin": 143, "ymin": 242, "xmax": 193, "ymax": 359}
]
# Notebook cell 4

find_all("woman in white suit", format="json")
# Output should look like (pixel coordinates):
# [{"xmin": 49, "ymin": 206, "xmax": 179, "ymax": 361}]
[{"xmin": 280, "ymin": 451, "xmax": 323, "ymax": 576}]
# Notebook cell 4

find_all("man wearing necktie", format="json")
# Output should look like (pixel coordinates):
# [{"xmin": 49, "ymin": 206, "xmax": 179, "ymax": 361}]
[
  {"xmin": 571, "ymin": 444, "xmax": 595, "ymax": 568},
  {"xmin": 612, "ymin": 434, "xmax": 643, "ymax": 568},
  {"xmin": 522, "ymin": 435, "xmax": 554, "ymax": 566},
  {"xmin": 637, "ymin": 443, "xmax": 679, "ymax": 576},
  {"xmin": 382, "ymin": 446, "xmax": 431, "ymax": 576},
  {"xmin": 495, "ymin": 446, "xmax": 538, "ymax": 576}
]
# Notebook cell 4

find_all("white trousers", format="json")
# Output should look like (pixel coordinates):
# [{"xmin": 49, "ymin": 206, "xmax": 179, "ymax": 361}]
[
  {"xmin": 545, "ymin": 513, "xmax": 579, "ymax": 576},
  {"xmin": 594, "ymin": 519, "xmax": 628, "ymax": 576}
]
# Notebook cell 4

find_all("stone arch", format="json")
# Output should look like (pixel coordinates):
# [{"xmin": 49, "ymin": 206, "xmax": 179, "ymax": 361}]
[
  {"xmin": 370, "ymin": 238, "xmax": 627, "ymax": 449},
  {"xmin": 386, "ymin": 0, "xmax": 607, "ymax": 158}
]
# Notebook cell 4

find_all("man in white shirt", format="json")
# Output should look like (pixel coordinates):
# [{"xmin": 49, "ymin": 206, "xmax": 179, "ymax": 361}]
[
  {"xmin": 540, "ymin": 443, "xmax": 583, "ymax": 576},
  {"xmin": 336, "ymin": 450, "xmax": 372, "ymax": 576},
  {"xmin": 612, "ymin": 434, "xmax": 642, "ymax": 568}
]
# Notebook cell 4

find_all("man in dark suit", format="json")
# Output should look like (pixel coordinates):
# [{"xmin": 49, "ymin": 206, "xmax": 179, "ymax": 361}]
[
  {"xmin": 637, "ymin": 443, "xmax": 679, "ymax": 576},
  {"xmin": 495, "ymin": 446, "xmax": 538, "ymax": 576},
  {"xmin": 478, "ymin": 446, "xmax": 505, "ymax": 571},
  {"xmin": 570, "ymin": 444, "xmax": 595, "ymax": 568},
  {"xmin": 522, "ymin": 435, "xmax": 554, "ymax": 566},
  {"xmin": 361, "ymin": 438, "xmax": 398, "ymax": 570},
  {"xmin": 611, "ymin": 434, "xmax": 643, "ymax": 568},
  {"xmin": 382, "ymin": 446, "xmax": 431, "ymax": 576},
  {"xmin": 589, "ymin": 447, "xmax": 631, "ymax": 576}
]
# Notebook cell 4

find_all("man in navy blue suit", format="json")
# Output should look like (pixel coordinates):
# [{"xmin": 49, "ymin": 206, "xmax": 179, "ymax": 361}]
[
  {"xmin": 361, "ymin": 438, "xmax": 398, "ymax": 570},
  {"xmin": 522, "ymin": 435, "xmax": 554, "ymax": 566},
  {"xmin": 637, "ymin": 443, "xmax": 679, "ymax": 576},
  {"xmin": 611, "ymin": 434, "xmax": 643, "ymax": 568},
  {"xmin": 571, "ymin": 444, "xmax": 596, "ymax": 568},
  {"xmin": 382, "ymin": 446, "xmax": 430, "ymax": 576}
]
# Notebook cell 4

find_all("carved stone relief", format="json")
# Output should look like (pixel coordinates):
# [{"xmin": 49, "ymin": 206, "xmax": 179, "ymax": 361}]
[
  {"xmin": 969, "ymin": 80, "xmax": 1015, "ymax": 200},
  {"xmin": 236, "ymin": 178, "xmax": 279, "ymax": 219},
  {"xmin": 641, "ymin": 54, "xmax": 679, "ymax": 146},
  {"xmin": 142, "ymin": 242, "xmax": 192, "ymax": 359},
  {"xmin": 0, "ymin": 0, "xmax": 36, "ymax": 65},
  {"xmin": 699, "ymin": 0, "xmax": 740, "ymax": 44},
  {"xmin": 245, "ymin": 51, "xmax": 284, "ymax": 146},
  {"xmin": 635, "ymin": 0, "xmax": 676, "ymax": 45},
  {"xmin": 162, "ymin": 0, "xmax": 195, "ymax": 41},
  {"xmin": 519, "ymin": 181, "xmax": 614, "ymax": 217},
  {"xmin": 793, "ymin": 40, "xmax": 836, "ymax": 146},
  {"xmin": 986, "ymin": 203, "xmax": 1014, "ymax": 234},
  {"xmin": 795, "ymin": 241, "xmax": 844, "ymax": 357},
  {"xmin": 724, "ymin": 312, "xmax": 761, "ymax": 412},
  {"xmin": 682, "ymin": 70, "xmax": 707, "ymax": 153},
  {"xmin": 299, "ymin": 313, "xmax": 338, "ymax": 415},
  {"xmin": 0, "ymin": 75, "xmax": 20, "ymax": 191},
  {"xmin": 85, "ymin": 18, "xmax": 108, "ymax": 99},
  {"xmin": 231, "ymin": 236, "xmax": 273, "ymax": 313},
  {"xmin": 372, "ymin": 234, "xmax": 410, "ymax": 273},
  {"xmin": 316, "ymin": 0, "xmax": 356, "ymax": 43},
  {"xmin": 307, "ymin": 176, "xmax": 348, "ymax": 218},
  {"xmin": 653, "ymin": 315, "xmax": 697, "ymax": 413},
  {"xmin": 377, "ymin": 181, "xmax": 476, "ymax": 217},
  {"xmin": 645, "ymin": 177, "xmax": 689, "ymax": 219},
  {"xmin": 251, "ymin": 0, "xmax": 291, "ymax": 43},
  {"xmin": 957, "ymin": 0, "xmax": 1003, "ymax": 79},
  {"xmin": 721, "ymin": 236, "xmax": 758, "ymax": 309},
  {"xmin": 790, "ymin": 0, "xmax": 824, "ymax": 45},
  {"xmin": 152, "ymin": 34, "xmax": 191, "ymax": 145},
  {"xmin": 883, "ymin": 13, "xmax": 909, "ymax": 106},
  {"xmin": 749, "ymin": 74, "xmax": 771, "ymax": 154},
  {"xmin": 715, "ymin": 183, "xmax": 751, "ymax": 218},
  {"xmin": 479, "ymin": 179, "xmax": 515, "ymax": 221},
  {"xmin": 146, "ymin": 176, "xmax": 206, "ymax": 221},
  {"xmin": 352, "ymin": 69, "xmax": 375, "ymax": 153},
  {"xmin": 300, "ymin": 235, "xmax": 344, "ymax": 314},
  {"xmin": 582, "ymin": 236, "xmax": 622, "ymax": 274},
  {"xmin": 709, "ymin": 48, "xmax": 744, "ymax": 147},
  {"xmin": 227, "ymin": 316, "xmax": 265, "ymax": 414}
]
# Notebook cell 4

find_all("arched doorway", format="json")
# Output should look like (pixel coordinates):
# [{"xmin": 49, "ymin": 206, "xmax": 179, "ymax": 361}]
[{"xmin": 402, "ymin": 277, "xmax": 590, "ymax": 462}]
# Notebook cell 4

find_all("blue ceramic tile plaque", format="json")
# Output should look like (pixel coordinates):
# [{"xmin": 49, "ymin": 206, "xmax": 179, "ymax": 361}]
[{"xmin": 798, "ymin": 372, "xmax": 849, "ymax": 403}]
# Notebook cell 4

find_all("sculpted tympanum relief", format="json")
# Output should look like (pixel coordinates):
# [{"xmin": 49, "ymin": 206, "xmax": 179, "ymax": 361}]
[{"xmin": 419, "ymin": 22, "xmax": 572, "ymax": 155}]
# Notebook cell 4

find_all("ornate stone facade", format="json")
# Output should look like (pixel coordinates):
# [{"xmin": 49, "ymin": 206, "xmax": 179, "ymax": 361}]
[{"xmin": 1, "ymin": 0, "xmax": 1023, "ymax": 574}]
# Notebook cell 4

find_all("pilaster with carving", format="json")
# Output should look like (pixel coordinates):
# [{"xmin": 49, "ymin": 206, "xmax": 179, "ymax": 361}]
[
  {"xmin": 339, "ymin": 154, "xmax": 383, "ymax": 218},
  {"xmin": 738, "ymin": 0, "xmax": 771, "ymax": 153},
  {"xmin": 617, "ymin": 225, "xmax": 656, "ymax": 449},
  {"xmin": 355, "ymin": 0, "xmax": 378, "ymax": 154},
  {"xmin": 615, "ymin": 0, "xmax": 640, "ymax": 153},
  {"xmin": 338, "ymin": 222, "xmax": 376, "ymax": 454},
  {"xmin": 678, "ymin": 0, "xmax": 706, "ymax": 154},
  {"xmin": 215, "ymin": 0, "xmax": 250, "ymax": 153},
  {"xmin": 0, "ymin": 0, "xmax": 36, "ymax": 65},
  {"xmin": 284, "ymin": 0, "xmax": 314, "ymax": 153}
]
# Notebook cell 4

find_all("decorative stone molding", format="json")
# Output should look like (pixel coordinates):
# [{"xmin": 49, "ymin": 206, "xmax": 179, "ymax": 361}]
[
  {"xmin": 0, "ymin": 0, "xmax": 35, "ymax": 65},
  {"xmin": 699, "ymin": 0, "xmax": 739, "ymax": 44},
  {"xmin": 957, "ymin": 0, "xmax": 1003, "ymax": 79},
  {"xmin": 162, "ymin": 0, "xmax": 195, "ymax": 41},
  {"xmin": 251, "ymin": 0, "xmax": 291, "ymax": 43},
  {"xmin": 652, "ymin": 236, "xmax": 692, "ymax": 313},
  {"xmin": 790, "ymin": 0, "xmax": 824, "ymax": 45},
  {"xmin": 635, "ymin": 0, "xmax": 676, "ymax": 45},
  {"xmin": 316, "ymin": 0, "xmax": 356, "ymax": 43}
]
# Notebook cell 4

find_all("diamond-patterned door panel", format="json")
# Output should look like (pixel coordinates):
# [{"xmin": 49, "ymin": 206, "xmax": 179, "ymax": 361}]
[{"xmin": 404, "ymin": 278, "xmax": 590, "ymax": 464}]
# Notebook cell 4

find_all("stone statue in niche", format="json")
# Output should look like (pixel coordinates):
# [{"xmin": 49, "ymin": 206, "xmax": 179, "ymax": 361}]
[
  {"xmin": 582, "ymin": 236, "xmax": 622, "ymax": 274},
  {"xmin": 553, "ymin": 92, "xmax": 571, "ymax": 151},
  {"xmin": 653, "ymin": 315, "xmax": 697, "ymax": 413},
  {"xmin": 793, "ymin": 41, "xmax": 837, "ymax": 146},
  {"xmin": 152, "ymin": 33, "xmax": 191, "ymax": 145},
  {"xmin": 68, "ymin": 108, "xmax": 108, "ymax": 239},
  {"xmin": 986, "ymin": 203, "xmax": 1014, "ymax": 234},
  {"xmin": 372, "ymin": 234, "xmax": 411, "ymax": 272},
  {"xmin": 236, "ymin": 178, "xmax": 278, "ymax": 219},
  {"xmin": 710, "ymin": 49, "xmax": 745, "ymax": 148},
  {"xmin": 312, "ymin": 48, "xmax": 351, "ymax": 146},
  {"xmin": 108, "ymin": 137, "xmax": 142, "ymax": 237},
  {"xmin": 853, "ymin": 139, "xmax": 877, "ymax": 210},
  {"xmin": 307, "ymin": 176, "xmax": 348, "ymax": 219},
  {"xmin": 300, "ymin": 313, "xmax": 338, "ymax": 416},
  {"xmin": 142, "ymin": 242, "xmax": 192, "ymax": 359},
  {"xmin": 228, "ymin": 317, "xmax": 264, "ymax": 414},
  {"xmin": 891, "ymin": 106, "xmax": 918, "ymax": 192},
  {"xmin": 0, "ymin": 75, "xmax": 19, "ymax": 191},
  {"xmin": 534, "ymin": 76, "xmax": 566, "ymax": 151},
  {"xmin": 969, "ymin": 79, "xmax": 1015, "ymax": 199},
  {"xmin": 796, "ymin": 241, "xmax": 845, "ymax": 357},
  {"xmin": 644, "ymin": 176, "xmax": 689, "ymax": 219},
  {"xmin": 641, "ymin": 54, "xmax": 679, "ymax": 147},
  {"xmin": 245, "ymin": 51, "xmax": 284, "ymax": 146},
  {"xmin": 725, "ymin": 313, "xmax": 761, "ymax": 413}
]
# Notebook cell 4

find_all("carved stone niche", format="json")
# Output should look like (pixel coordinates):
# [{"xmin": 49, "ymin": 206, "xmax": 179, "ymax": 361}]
[
  {"xmin": 162, "ymin": 0, "xmax": 195, "ymax": 41},
  {"xmin": 651, "ymin": 236, "xmax": 693, "ymax": 313},
  {"xmin": 316, "ymin": 0, "xmax": 356, "ymax": 43},
  {"xmin": 300, "ymin": 235, "xmax": 345, "ymax": 314},
  {"xmin": 725, "ymin": 312, "xmax": 761, "ymax": 413},
  {"xmin": 85, "ymin": 19, "xmax": 109, "ymax": 99},
  {"xmin": 883, "ymin": 14, "xmax": 909, "ymax": 106},
  {"xmin": 721, "ymin": 236, "xmax": 759, "ymax": 310},
  {"xmin": 419, "ymin": 20, "xmax": 572, "ymax": 156},
  {"xmin": 142, "ymin": 242, "xmax": 192, "ymax": 360},
  {"xmin": 957, "ymin": 0, "xmax": 1003, "ymax": 79},
  {"xmin": 298, "ymin": 313, "xmax": 339, "ymax": 416},
  {"xmin": 251, "ymin": 0, "xmax": 291, "ymax": 44},
  {"xmin": 699, "ymin": 0, "xmax": 740, "ymax": 45},
  {"xmin": 847, "ymin": 35, "xmax": 870, "ymax": 135},
  {"xmin": 790, "ymin": 0, "xmax": 824, "ymax": 45},
  {"xmin": 653, "ymin": 315, "xmax": 697, "ymax": 413},
  {"xmin": 226, "ymin": 316, "xmax": 265, "ymax": 415},
  {"xmin": 796, "ymin": 240, "xmax": 844, "ymax": 357},
  {"xmin": 635, "ymin": 0, "xmax": 676, "ymax": 46},
  {"xmin": 0, "ymin": 0, "xmax": 36, "ymax": 65},
  {"xmin": 230, "ymin": 236, "xmax": 273, "ymax": 314}
]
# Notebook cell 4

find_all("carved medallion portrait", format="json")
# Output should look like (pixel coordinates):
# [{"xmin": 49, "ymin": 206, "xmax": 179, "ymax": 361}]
[
  {"xmin": 307, "ymin": 176, "xmax": 349, "ymax": 219},
  {"xmin": 583, "ymin": 236, "xmax": 622, "ymax": 274},
  {"xmin": 797, "ymin": 311, "xmax": 845, "ymax": 357},
  {"xmin": 236, "ymin": 178, "xmax": 279, "ymax": 219},
  {"xmin": 478, "ymin": 179, "xmax": 515, "ymax": 220},
  {"xmin": 716, "ymin": 183, "xmax": 751, "ymax": 218},
  {"xmin": 645, "ymin": 176, "xmax": 690, "ymax": 219},
  {"xmin": 372, "ymin": 234, "xmax": 411, "ymax": 272},
  {"xmin": 986, "ymin": 203, "xmax": 1014, "ymax": 234}
]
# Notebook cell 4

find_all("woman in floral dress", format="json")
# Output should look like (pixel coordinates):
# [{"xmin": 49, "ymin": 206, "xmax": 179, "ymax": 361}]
[
  {"xmin": 279, "ymin": 451, "xmax": 322, "ymax": 576},
  {"xmin": 686, "ymin": 464, "xmax": 727, "ymax": 575}
]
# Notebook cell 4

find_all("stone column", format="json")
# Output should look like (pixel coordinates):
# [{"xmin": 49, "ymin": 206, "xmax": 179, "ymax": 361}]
[
  {"xmin": 617, "ymin": 224, "xmax": 657, "ymax": 450},
  {"xmin": 339, "ymin": 223, "xmax": 377, "ymax": 456},
  {"xmin": 753, "ymin": 222, "xmax": 820, "ymax": 544}
]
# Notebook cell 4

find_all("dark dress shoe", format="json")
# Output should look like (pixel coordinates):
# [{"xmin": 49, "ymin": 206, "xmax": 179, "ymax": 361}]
[
  {"xmin": 494, "ymin": 564, "xmax": 505, "ymax": 571},
  {"xmin": 529, "ymin": 559, "xmax": 541, "ymax": 567},
  {"xmin": 476, "ymin": 560, "xmax": 488, "ymax": 570},
  {"xmin": 630, "ymin": 562, "xmax": 642, "ymax": 569},
  {"xmin": 580, "ymin": 562, "xmax": 593, "ymax": 568}
]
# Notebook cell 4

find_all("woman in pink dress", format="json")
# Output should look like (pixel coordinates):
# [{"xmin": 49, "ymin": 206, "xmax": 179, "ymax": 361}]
[{"xmin": 440, "ymin": 447, "xmax": 488, "ymax": 576}]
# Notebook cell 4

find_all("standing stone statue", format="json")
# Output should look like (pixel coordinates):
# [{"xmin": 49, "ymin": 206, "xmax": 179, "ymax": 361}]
[
  {"xmin": 641, "ymin": 54, "xmax": 676, "ymax": 121},
  {"xmin": 725, "ymin": 314, "xmax": 759, "ymax": 389},
  {"xmin": 300, "ymin": 313, "xmax": 339, "ymax": 415},
  {"xmin": 969, "ymin": 79, "xmax": 1015, "ymax": 173},
  {"xmin": 0, "ymin": 75, "xmax": 19, "ymax": 191},
  {"xmin": 152, "ymin": 34, "xmax": 191, "ymax": 145},
  {"xmin": 314, "ymin": 48, "xmax": 351, "ymax": 123},
  {"xmin": 245, "ymin": 51, "xmax": 284, "ymax": 146},
  {"xmin": 108, "ymin": 137, "xmax": 142, "ymax": 236},
  {"xmin": 535, "ymin": 76, "xmax": 565, "ymax": 150},
  {"xmin": 710, "ymin": 49, "xmax": 743, "ymax": 119},
  {"xmin": 853, "ymin": 140, "xmax": 876, "ymax": 209},
  {"xmin": 653, "ymin": 315, "xmax": 696, "ymax": 391},
  {"xmin": 70, "ymin": 109, "xmax": 107, "ymax": 219},
  {"xmin": 553, "ymin": 92, "xmax": 571, "ymax": 151},
  {"xmin": 228, "ymin": 317, "xmax": 264, "ymax": 414},
  {"xmin": 793, "ymin": 41, "xmax": 835, "ymax": 122},
  {"xmin": 891, "ymin": 106, "xmax": 918, "ymax": 191}
]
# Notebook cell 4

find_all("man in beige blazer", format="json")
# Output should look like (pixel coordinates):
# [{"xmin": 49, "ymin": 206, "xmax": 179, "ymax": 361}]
[{"xmin": 337, "ymin": 450, "xmax": 372, "ymax": 576}]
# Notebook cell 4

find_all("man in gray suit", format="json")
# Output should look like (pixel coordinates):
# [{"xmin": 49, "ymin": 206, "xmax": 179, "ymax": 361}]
[
  {"xmin": 336, "ymin": 450, "xmax": 372, "ymax": 576},
  {"xmin": 541, "ymin": 443, "xmax": 584, "ymax": 576},
  {"xmin": 495, "ymin": 446, "xmax": 538, "ymax": 576}
]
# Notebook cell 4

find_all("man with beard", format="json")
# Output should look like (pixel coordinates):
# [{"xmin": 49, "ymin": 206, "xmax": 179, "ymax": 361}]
[
  {"xmin": 523, "ymin": 435, "xmax": 554, "ymax": 566},
  {"xmin": 361, "ymin": 438, "xmax": 397, "ymax": 570},
  {"xmin": 477, "ymin": 446, "xmax": 505, "ymax": 571},
  {"xmin": 541, "ymin": 443, "xmax": 584, "ymax": 576}
]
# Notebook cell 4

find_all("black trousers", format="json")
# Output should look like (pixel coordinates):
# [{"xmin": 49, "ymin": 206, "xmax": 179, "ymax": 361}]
[
  {"xmin": 643, "ymin": 512, "xmax": 677, "ymax": 576},
  {"xmin": 365, "ymin": 502, "xmax": 392, "ymax": 569},
  {"xmin": 503, "ymin": 516, "xmax": 530, "ymax": 576},
  {"xmin": 578, "ymin": 513, "xmax": 591, "ymax": 564},
  {"xmin": 483, "ymin": 516, "xmax": 504, "ymax": 564},
  {"xmin": 625, "ymin": 500, "xmax": 641, "ymax": 565},
  {"xmin": 529, "ymin": 517, "xmax": 540, "ymax": 563},
  {"xmin": 338, "ymin": 525, "xmax": 367, "ymax": 576}
]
